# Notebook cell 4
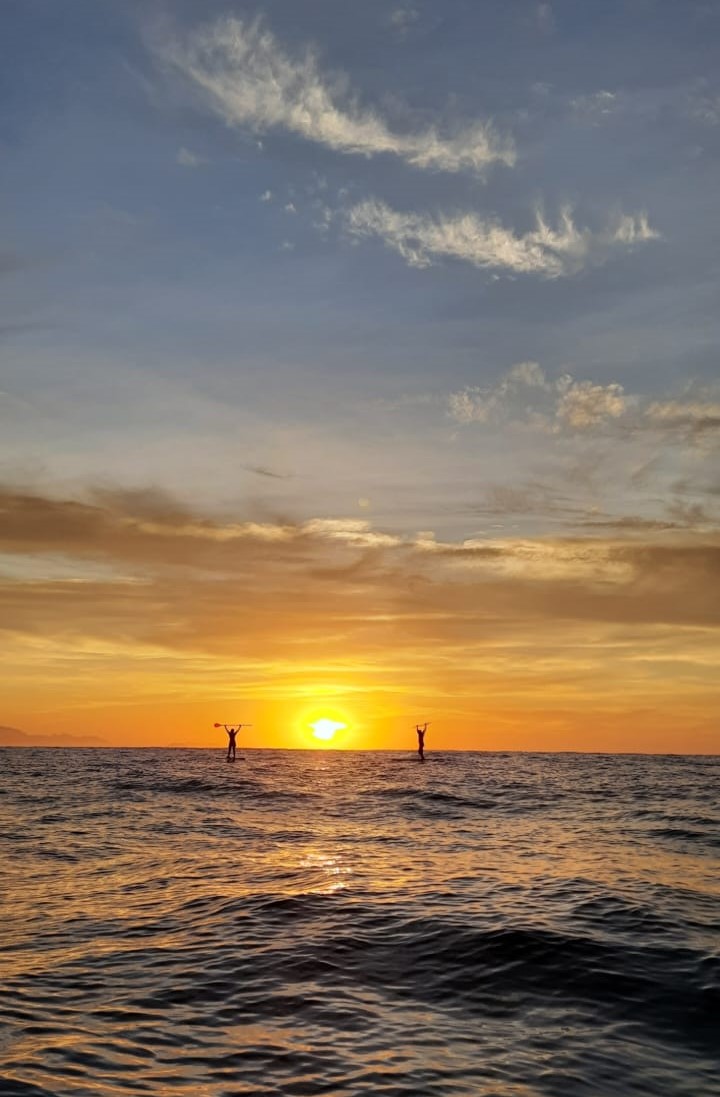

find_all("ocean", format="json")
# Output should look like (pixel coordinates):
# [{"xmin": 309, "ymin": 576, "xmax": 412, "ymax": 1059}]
[{"xmin": 1, "ymin": 748, "xmax": 718, "ymax": 1097}]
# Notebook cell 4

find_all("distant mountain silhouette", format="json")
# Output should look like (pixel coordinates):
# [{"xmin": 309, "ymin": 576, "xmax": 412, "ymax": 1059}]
[{"xmin": 0, "ymin": 725, "xmax": 108, "ymax": 747}]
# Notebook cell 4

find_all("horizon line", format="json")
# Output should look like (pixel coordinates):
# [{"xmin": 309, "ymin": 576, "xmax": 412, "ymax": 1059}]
[{"xmin": 0, "ymin": 745, "xmax": 717, "ymax": 758}]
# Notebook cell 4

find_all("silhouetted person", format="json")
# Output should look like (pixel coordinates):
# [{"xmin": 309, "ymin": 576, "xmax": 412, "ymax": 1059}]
[
  {"xmin": 226, "ymin": 726, "xmax": 238, "ymax": 762},
  {"xmin": 416, "ymin": 723, "xmax": 427, "ymax": 761}
]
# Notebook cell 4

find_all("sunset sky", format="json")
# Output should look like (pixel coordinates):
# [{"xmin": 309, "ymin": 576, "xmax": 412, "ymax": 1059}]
[{"xmin": 1, "ymin": 0, "xmax": 719, "ymax": 752}]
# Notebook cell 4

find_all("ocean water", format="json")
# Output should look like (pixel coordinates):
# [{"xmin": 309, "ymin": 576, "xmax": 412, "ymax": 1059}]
[{"xmin": 1, "ymin": 749, "xmax": 718, "ymax": 1097}]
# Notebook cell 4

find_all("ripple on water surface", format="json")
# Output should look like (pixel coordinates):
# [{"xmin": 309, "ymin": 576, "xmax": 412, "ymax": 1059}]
[{"xmin": 1, "ymin": 748, "xmax": 719, "ymax": 1097}]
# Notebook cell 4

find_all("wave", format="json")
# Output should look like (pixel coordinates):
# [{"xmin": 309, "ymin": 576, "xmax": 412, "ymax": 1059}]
[
  {"xmin": 648, "ymin": 825, "xmax": 720, "ymax": 850},
  {"xmin": 3, "ymin": 748, "xmax": 719, "ymax": 1097},
  {"xmin": 371, "ymin": 786, "xmax": 497, "ymax": 815},
  {"xmin": 7, "ymin": 900, "xmax": 716, "ymax": 1057}
]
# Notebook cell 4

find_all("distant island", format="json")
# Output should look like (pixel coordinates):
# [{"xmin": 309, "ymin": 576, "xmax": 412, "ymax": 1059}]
[{"xmin": 0, "ymin": 725, "xmax": 108, "ymax": 748}]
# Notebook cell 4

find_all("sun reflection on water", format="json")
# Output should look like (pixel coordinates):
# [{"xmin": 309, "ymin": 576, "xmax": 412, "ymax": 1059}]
[{"xmin": 298, "ymin": 850, "xmax": 351, "ymax": 894}]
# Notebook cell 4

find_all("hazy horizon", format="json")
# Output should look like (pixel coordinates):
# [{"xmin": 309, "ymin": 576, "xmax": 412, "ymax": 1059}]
[{"xmin": 1, "ymin": 734, "xmax": 716, "ymax": 758}]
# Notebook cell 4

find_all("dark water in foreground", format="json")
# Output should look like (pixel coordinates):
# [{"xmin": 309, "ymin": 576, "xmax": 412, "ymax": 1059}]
[{"xmin": 1, "ymin": 749, "xmax": 718, "ymax": 1097}]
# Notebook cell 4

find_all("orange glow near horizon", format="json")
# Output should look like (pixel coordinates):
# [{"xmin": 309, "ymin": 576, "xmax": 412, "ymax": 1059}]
[
  {"xmin": 1, "ymin": 504, "xmax": 718, "ymax": 755},
  {"xmin": 3, "ymin": 682, "xmax": 717, "ymax": 754},
  {"xmin": 2, "ymin": 692, "xmax": 719, "ymax": 753}
]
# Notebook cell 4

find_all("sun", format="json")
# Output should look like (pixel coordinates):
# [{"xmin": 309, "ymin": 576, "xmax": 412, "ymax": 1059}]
[{"xmin": 309, "ymin": 718, "xmax": 346, "ymax": 742}]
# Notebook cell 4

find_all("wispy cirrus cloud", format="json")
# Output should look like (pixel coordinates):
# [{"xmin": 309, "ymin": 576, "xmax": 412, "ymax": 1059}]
[
  {"xmin": 164, "ymin": 17, "xmax": 514, "ymax": 175},
  {"xmin": 344, "ymin": 200, "xmax": 658, "ymax": 277}
]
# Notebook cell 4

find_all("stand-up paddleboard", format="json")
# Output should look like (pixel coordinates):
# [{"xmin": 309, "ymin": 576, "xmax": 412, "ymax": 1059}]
[
  {"xmin": 414, "ymin": 720, "xmax": 430, "ymax": 762},
  {"xmin": 215, "ymin": 722, "xmax": 252, "ymax": 764}
]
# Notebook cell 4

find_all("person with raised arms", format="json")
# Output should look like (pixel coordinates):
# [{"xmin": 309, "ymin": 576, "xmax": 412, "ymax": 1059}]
[
  {"xmin": 416, "ymin": 722, "xmax": 429, "ymax": 762},
  {"xmin": 214, "ymin": 722, "xmax": 252, "ymax": 762}
]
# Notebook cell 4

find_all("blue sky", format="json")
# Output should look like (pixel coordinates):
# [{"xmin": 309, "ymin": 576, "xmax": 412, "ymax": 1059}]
[
  {"xmin": 1, "ymin": 3, "xmax": 720, "ymax": 526},
  {"xmin": 1, "ymin": 1, "xmax": 719, "ymax": 749},
  {"xmin": 2, "ymin": 0, "xmax": 719, "ymax": 535}
]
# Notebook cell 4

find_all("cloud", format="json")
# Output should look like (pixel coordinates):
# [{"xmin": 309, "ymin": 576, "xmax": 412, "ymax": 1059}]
[
  {"xmin": 535, "ymin": 3, "xmax": 555, "ymax": 33},
  {"xmin": 176, "ymin": 146, "xmax": 204, "ymax": 167},
  {"xmin": 241, "ymin": 463, "xmax": 291, "ymax": 480},
  {"xmin": 446, "ymin": 364, "xmax": 717, "ymax": 447},
  {"xmin": 505, "ymin": 360, "xmax": 549, "ymax": 388},
  {"xmin": 467, "ymin": 483, "xmax": 594, "ymax": 523},
  {"xmin": 389, "ymin": 5, "xmax": 420, "ymax": 35},
  {"xmin": 578, "ymin": 516, "xmax": 684, "ymax": 533},
  {"xmin": 303, "ymin": 517, "xmax": 401, "ymax": 548},
  {"xmin": 448, "ymin": 360, "xmax": 548, "ymax": 423},
  {"xmin": 556, "ymin": 380, "xmax": 626, "ymax": 428},
  {"xmin": 645, "ymin": 400, "xmax": 720, "ymax": 433},
  {"xmin": 688, "ymin": 88, "xmax": 720, "ymax": 126},
  {"xmin": 666, "ymin": 500, "xmax": 715, "ymax": 527},
  {"xmin": 165, "ymin": 17, "xmax": 514, "ymax": 174},
  {"xmin": 448, "ymin": 377, "xmax": 719, "ymax": 440},
  {"xmin": 344, "ymin": 200, "xmax": 658, "ymax": 277},
  {"xmin": 571, "ymin": 89, "xmax": 620, "ymax": 123},
  {"xmin": 1, "ymin": 484, "xmax": 715, "ymax": 614},
  {"xmin": 1, "ymin": 484, "xmax": 717, "ymax": 751},
  {"xmin": 448, "ymin": 362, "xmax": 628, "ymax": 431},
  {"xmin": 566, "ymin": 82, "xmax": 720, "ymax": 132},
  {"xmin": 0, "ymin": 486, "xmax": 411, "ymax": 571}
]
